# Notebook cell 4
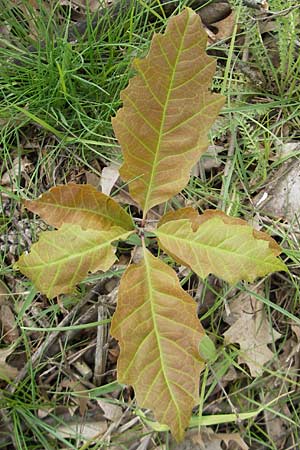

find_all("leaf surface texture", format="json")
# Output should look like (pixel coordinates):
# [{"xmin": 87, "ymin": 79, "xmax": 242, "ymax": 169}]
[
  {"xmin": 157, "ymin": 212, "xmax": 287, "ymax": 283},
  {"xmin": 113, "ymin": 8, "xmax": 224, "ymax": 216},
  {"xmin": 111, "ymin": 247, "xmax": 205, "ymax": 441},
  {"xmin": 15, "ymin": 225, "xmax": 132, "ymax": 298},
  {"xmin": 25, "ymin": 183, "xmax": 134, "ymax": 231}
]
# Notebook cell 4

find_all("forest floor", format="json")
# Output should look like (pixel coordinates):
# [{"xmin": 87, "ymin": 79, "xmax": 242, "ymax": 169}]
[{"xmin": 1, "ymin": 1, "xmax": 300, "ymax": 449}]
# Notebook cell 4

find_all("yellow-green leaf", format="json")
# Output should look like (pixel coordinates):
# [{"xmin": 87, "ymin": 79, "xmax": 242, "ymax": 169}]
[
  {"xmin": 24, "ymin": 183, "xmax": 134, "ymax": 231},
  {"xmin": 14, "ymin": 225, "xmax": 133, "ymax": 298},
  {"xmin": 113, "ymin": 8, "xmax": 224, "ymax": 217},
  {"xmin": 111, "ymin": 247, "xmax": 205, "ymax": 441},
  {"xmin": 159, "ymin": 209, "xmax": 284, "ymax": 253},
  {"xmin": 157, "ymin": 211, "xmax": 287, "ymax": 284}
]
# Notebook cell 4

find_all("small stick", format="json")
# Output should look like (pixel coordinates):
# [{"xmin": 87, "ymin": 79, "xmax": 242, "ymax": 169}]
[
  {"xmin": 218, "ymin": 131, "xmax": 235, "ymax": 211},
  {"xmin": 94, "ymin": 304, "xmax": 109, "ymax": 386}
]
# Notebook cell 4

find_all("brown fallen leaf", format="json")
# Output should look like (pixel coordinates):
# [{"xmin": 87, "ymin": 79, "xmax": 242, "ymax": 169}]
[
  {"xmin": 254, "ymin": 159, "xmax": 300, "ymax": 221},
  {"xmin": 55, "ymin": 419, "xmax": 107, "ymax": 442},
  {"xmin": 85, "ymin": 171, "xmax": 101, "ymax": 188},
  {"xmin": 0, "ymin": 346, "xmax": 18, "ymax": 381},
  {"xmin": 61, "ymin": 379, "xmax": 89, "ymax": 416},
  {"xmin": 170, "ymin": 427, "xmax": 248, "ymax": 449},
  {"xmin": 291, "ymin": 324, "xmax": 300, "ymax": 344},
  {"xmin": 0, "ymin": 280, "xmax": 19, "ymax": 344},
  {"xmin": 0, "ymin": 279, "xmax": 9, "ymax": 304},
  {"xmin": 223, "ymin": 289, "xmax": 281, "ymax": 377},
  {"xmin": 198, "ymin": 2, "xmax": 231, "ymax": 27},
  {"xmin": 257, "ymin": 323, "xmax": 296, "ymax": 448},
  {"xmin": 212, "ymin": 11, "xmax": 235, "ymax": 41},
  {"xmin": 1, "ymin": 156, "xmax": 33, "ymax": 189},
  {"xmin": 284, "ymin": 324, "xmax": 300, "ymax": 365},
  {"xmin": 1, "ymin": 304, "xmax": 19, "ymax": 344},
  {"xmin": 200, "ymin": 145, "xmax": 224, "ymax": 171},
  {"xmin": 96, "ymin": 399, "xmax": 122, "ymax": 422},
  {"xmin": 100, "ymin": 163, "xmax": 120, "ymax": 196}
]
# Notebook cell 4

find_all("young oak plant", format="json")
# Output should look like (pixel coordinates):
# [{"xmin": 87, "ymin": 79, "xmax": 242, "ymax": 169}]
[{"xmin": 15, "ymin": 9, "xmax": 287, "ymax": 442}]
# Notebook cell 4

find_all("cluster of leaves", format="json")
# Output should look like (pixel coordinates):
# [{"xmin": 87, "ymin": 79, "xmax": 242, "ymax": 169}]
[{"xmin": 15, "ymin": 9, "xmax": 286, "ymax": 442}]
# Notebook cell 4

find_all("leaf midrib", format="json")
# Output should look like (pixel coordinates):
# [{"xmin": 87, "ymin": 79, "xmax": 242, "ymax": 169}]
[
  {"xmin": 26, "ymin": 230, "xmax": 130, "ymax": 269},
  {"xmin": 143, "ymin": 247, "xmax": 182, "ymax": 429},
  {"xmin": 157, "ymin": 224, "xmax": 273, "ymax": 263},
  {"xmin": 143, "ymin": 17, "xmax": 189, "ymax": 217},
  {"xmin": 33, "ymin": 200, "xmax": 131, "ymax": 228}
]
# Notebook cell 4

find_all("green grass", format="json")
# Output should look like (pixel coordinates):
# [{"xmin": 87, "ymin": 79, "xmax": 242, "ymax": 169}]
[{"xmin": 1, "ymin": 0, "xmax": 300, "ymax": 449}]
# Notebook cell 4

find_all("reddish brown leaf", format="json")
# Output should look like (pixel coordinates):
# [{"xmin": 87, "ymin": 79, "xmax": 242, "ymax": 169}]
[
  {"xmin": 113, "ymin": 8, "xmax": 224, "ymax": 216},
  {"xmin": 111, "ymin": 247, "xmax": 205, "ymax": 441},
  {"xmin": 25, "ymin": 183, "xmax": 134, "ymax": 231}
]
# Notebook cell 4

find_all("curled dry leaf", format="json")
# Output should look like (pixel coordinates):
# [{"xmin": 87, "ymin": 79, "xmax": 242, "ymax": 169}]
[
  {"xmin": 0, "ymin": 346, "xmax": 18, "ymax": 381},
  {"xmin": 254, "ymin": 159, "xmax": 300, "ymax": 221},
  {"xmin": 223, "ymin": 289, "xmax": 281, "ymax": 377},
  {"xmin": 100, "ymin": 163, "xmax": 120, "ymax": 196},
  {"xmin": 211, "ymin": 11, "xmax": 236, "ymax": 41},
  {"xmin": 0, "ymin": 279, "xmax": 19, "ymax": 344},
  {"xmin": 85, "ymin": 171, "xmax": 101, "ymax": 188}
]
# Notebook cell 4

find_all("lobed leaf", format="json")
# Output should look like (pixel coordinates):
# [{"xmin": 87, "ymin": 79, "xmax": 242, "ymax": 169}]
[
  {"xmin": 24, "ymin": 183, "xmax": 134, "ymax": 231},
  {"xmin": 156, "ymin": 210, "xmax": 287, "ymax": 284},
  {"xmin": 113, "ymin": 8, "xmax": 225, "ymax": 216},
  {"xmin": 223, "ymin": 289, "xmax": 281, "ymax": 377},
  {"xmin": 159, "ymin": 209, "xmax": 284, "ymax": 253},
  {"xmin": 111, "ymin": 246, "xmax": 205, "ymax": 441},
  {"xmin": 15, "ymin": 225, "xmax": 133, "ymax": 298}
]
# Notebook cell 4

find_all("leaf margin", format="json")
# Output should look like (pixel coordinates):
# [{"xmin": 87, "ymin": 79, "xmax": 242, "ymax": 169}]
[
  {"xmin": 24, "ymin": 183, "xmax": 135, "ymax": 231},
  {"xmin": 15, "ymin": 224, "xmax": 134, "ymax": 298},
  {"xmin": 156, "ymin": 211, "xmax": 287, "ymax": 283},
  {"xmin": 113, "ymin": 8, "xmax": 225, "ymax": 216}
]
